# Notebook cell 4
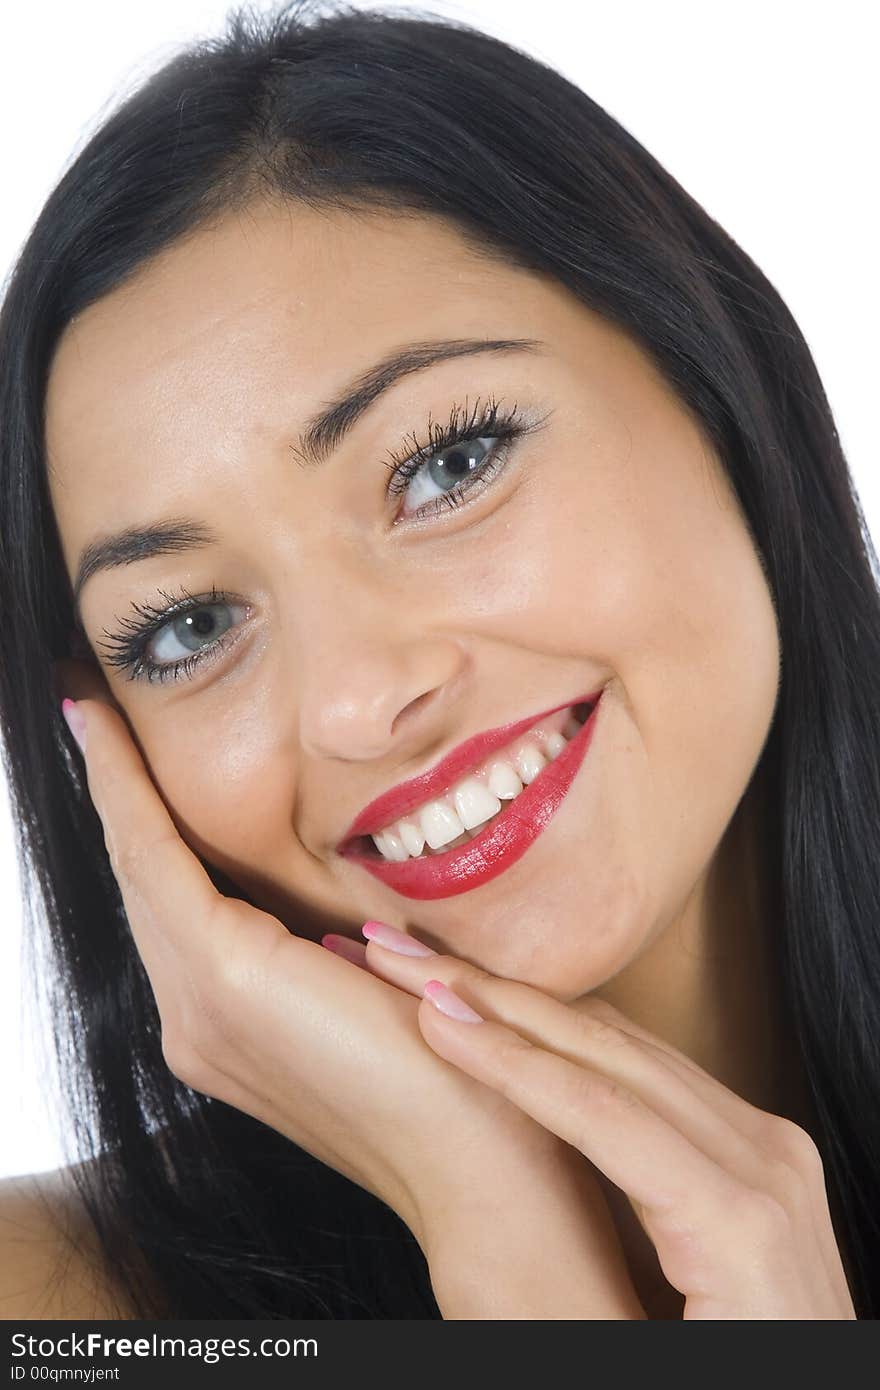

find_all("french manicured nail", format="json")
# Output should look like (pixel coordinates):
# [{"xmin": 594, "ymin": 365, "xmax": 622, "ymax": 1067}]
[
  {"xmin": 361, "ymin": 920, "xmax": 437, "ymax": 957},
  {"xmin": 61, "ymin": 698, "xmax": 87, "ymax": 754},
  {"xmin": 423, "ymin": 979, "xmax": 484, "ymax": 1023},
  {"xmin": 321, "ymin": 934, "xmax": 369, "ymax": 965}
]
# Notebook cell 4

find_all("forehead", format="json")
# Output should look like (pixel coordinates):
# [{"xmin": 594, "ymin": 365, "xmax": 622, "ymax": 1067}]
[
  {"xmin": 45, "ymin": 199, "xmax": 676, "ymax": 615},
  {"xmin": 45, "ymin": 200, "xmax": 524, "ymax": 449},
  {"xmin": 44, "ymin": 202, "xmax": 557, "ymax": 569}
]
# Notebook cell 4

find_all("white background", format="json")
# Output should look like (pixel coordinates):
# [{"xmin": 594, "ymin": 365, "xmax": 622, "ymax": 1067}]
[{"xmin": 1, "ymin": 0, "xmax": 877, "ymax": 1180}]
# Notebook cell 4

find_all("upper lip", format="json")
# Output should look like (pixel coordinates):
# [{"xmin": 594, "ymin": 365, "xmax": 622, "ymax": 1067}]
[{"xmin": 337, "ymin": 687, "xmax": 603, "ymax": 848}]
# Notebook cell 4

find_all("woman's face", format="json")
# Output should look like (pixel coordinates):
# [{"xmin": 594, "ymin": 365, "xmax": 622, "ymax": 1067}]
[{"xmin": 46, "ymin": 200, "xmax": 780, "ymax": 999}]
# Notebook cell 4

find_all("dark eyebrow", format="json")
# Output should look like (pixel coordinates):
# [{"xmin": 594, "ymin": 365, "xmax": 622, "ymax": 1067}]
[
  {"xmin": 289, "ymin": 335, "xmax": 544, "ymax": 468},
  {"xmin": 71, "ymin": 335, "xmax": 544, "ymax": 621}
]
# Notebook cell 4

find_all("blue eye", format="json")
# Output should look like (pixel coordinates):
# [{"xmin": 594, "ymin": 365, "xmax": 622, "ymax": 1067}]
[
  {"xmin": 384, "ymin": 394, "xmax": 544, "ymax": 522},
  {"xmin": 95, "ymin": 586, "xmax": 250, "ymax": 685},
  {"xmin": 147, "ymin": 599, "xmax": 247, "ymax": 667},
  {"xmin": 94, "ymin": 395, "xmax": 552, "ymax": 685}
]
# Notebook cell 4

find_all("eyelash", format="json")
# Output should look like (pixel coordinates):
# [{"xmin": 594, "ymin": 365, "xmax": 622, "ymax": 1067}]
[
  {"xmin": 96, "ymin": 394, "xmax": 546, "ymax": 685},
  {"xmin": 95, "ymin": 582, "xmax": 246, "ymax": 685},
  {"xmin": 383, "ymin": 394, "xmax": 533, "ymax": 515}
]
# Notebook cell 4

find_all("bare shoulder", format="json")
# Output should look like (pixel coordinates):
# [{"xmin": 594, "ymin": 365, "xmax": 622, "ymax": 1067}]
[{"xmin": 0, "ymin": 1162, "xmax": 140, "ymax": 1320}]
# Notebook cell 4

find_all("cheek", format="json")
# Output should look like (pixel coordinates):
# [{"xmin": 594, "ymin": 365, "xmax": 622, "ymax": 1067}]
[
  {"xmin": 583, "ymin": 452, "xmax": 782, "ymax": 948},
  {"xmin": 422, "ymin": 468, "xmax": 619, "ymax": 660},
  {"xmin": 526, "ymin": 428, "xmax": 782, "ymax": 809},
  {"xmin": 423, "ymin": 434, "xmax": 780, "ymax": 991},
  {"xmin": 135, "ymin": 696, "xmax": 358, "ymax": 939},
  {"xmin": 143, "ymin": 703, "xmax": 292, "ymax": 873}
]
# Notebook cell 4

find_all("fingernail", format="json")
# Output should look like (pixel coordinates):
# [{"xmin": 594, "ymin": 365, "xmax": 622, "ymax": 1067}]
[
  {"xmin": 361, "ymin": 920, "xmax": 437, "ymax": 957},
  {"xmin": 321, "ymin": 934, "xmax": 369, "ymax": 965},
  {"xmin": 61, "ymin": 698, "xmax": 87, "ymax": 754},
  {"xmin": 423, "ymin": 979, "xmax": 484, "ymax": 1023}
]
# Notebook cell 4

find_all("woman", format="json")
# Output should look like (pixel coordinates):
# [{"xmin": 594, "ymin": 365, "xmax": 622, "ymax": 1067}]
[{"xmin": 0, "ymin": 0, "xmax": 876, "ymax": 1320}]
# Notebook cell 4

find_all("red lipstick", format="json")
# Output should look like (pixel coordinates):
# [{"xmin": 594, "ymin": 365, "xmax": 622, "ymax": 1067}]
[
  {"xmin": 337, "ymin": 687, "xmax": 604, "ymax": 900},
  {"xmin": 338, "ymin": 688, "xmax": 602, "ymax": 843}
]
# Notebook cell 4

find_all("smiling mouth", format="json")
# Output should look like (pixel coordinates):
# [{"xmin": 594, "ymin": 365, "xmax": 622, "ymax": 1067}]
[
  {"xmin": 337, "ymin": 690, "xmax": 604, "ymax": 902},
  {"xmin": 344, "ymin": 698, "xmax": 596, "ymax": 862}
]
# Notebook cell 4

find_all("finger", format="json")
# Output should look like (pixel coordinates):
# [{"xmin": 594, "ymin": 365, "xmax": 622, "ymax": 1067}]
[
  {"xmin": 415, "ymin": 988, "xmax": 763, "ymax": 1284},
  {"xmin": 321, "ymin": 934, "xmax": 371, "ymax": 970},
  {"xmin": 369, "ymin": 930, "xmax": 845, "ymax": 1287},
  {"xmin": 310, "ymin": 926, "xmax": 850, "ymax": 1306},
  {"xmin": 365, "ymin": 926, "xmax": 819, "ymax": 1178},
  {"xmin": 419, "ymin": 989, "xmax": 856, "ymax": 1312},
  {"xmin": 550, "ymin": 994, "xmax": 842, "ymax": 1290},
  {"xmin": 364, "ymin": 922, "xmax": 723, "ymax": 1081},
  {"xmin": 568, "ymin": 994, "xmax": 782, "ymax": 1143},
  {"xmin": 364, "ymin": 930, "xmax": 769, "ymax": 1193},
  {"xmin": 364, "ymin": 924, "xmax": 767, "ymax": 1133},
  {"xmin": 66, "ymin": 698, "xmax": 272, "ymax": 978}
]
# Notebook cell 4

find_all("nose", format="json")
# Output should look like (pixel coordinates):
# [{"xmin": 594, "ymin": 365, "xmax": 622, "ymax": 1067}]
[{"xmin": 295, "ymin": 582, "xmax": 467, "ymax": 762}]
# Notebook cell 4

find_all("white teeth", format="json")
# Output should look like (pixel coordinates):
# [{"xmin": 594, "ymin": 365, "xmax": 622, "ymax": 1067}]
[
  {"xmin": 453, "ymin": 775, "xmax": 503, "ymax": 830},
  {"xmin": 370, "ymin": 826, "xmax": 410, "ymax": 862},
  {"xmin": 514, "ymin": 742, "xmax": 547, "ymax": 785},
  {"xmin": 397, "ymin": 818, "xmax": 426, "ymax": 857},
  {"xmin": 487, "ymin": 759, "xmax": 523, "ymax": 799},
  {"xmin": 419, "ymin": 798, "xmax": 466, "ymax": 850},
  {"xmin": 367, "ymin": 702, "xmax": 592, "ymax": 862},
  {"xmin": 545, "ymin": 731, "xmax": 567, "ymax": 760}
]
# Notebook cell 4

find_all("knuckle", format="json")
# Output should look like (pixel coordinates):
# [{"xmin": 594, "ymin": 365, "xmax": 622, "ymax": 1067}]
[
  {"xmin": 724, "ymin": 1184, "xmax": 792, "ymax": 1246},
  {"xmin": 574, "ymin": 1007, "xmax": 630, "ymax": 1052},
  {"xmin": 487, "ymin": 1030, "xmax": 536, "ymax": 1096},
  {"xmin": 165, "ymin": 954, "xmax": 242, "ymax": 1069},
  {"xmin": 560, "ymin": 1065, "xmax": 637, "ymax": 1115},
  {"xmin": 196, "ymin": 940, "xmax": 268, "ymax": 1052},
  {"xmin": 186, "ymin": 963, "xmax": 239, "ymax": 1048},
  {"xmin": 596, "ymin": 1074, "xmax": 643, "ymax": 1113},
  {"xmin": 764, "ymin": 1160, "xmax": 812, "ymax": 1215},
  {"xmin": 160, "ymin": 1028, "xmax": 202, "ymax": 1088},
  {"xmin": 564, "ymin": 1066, "xmax": 639, "ymax": 1120},
  {"xmin": 433, "ymin": 957, "xmax": 526, "ymax": 1018},
  {"xmin": 767, "ymin": 1115, "xmax": 825, "ymax": 1176},
  {"xmin": 566, "ymin": 1074, "xmax": 642, "ymax": 1153},
  {"xmin": 161, "ymin": 998, "xmax": 231, "ymax": 1096},
  {"xmin": 196, "ymin": 930, "xmax": 236, "ymax": 994},
  {"xmin": 580, "ymin": 995, "xmax": 629, "ymax": 1029},
  {"xmin": 572, "ymin": 995, "xmax": 634, "ymax": 1047},
  {"xmin": 759, "ymin": 1121, "xmax": 827, "ymax": 1210},
  {"xmin": 492, "ymin": 1028, "xmax": 534, "ymax": 1067},
  {"xmin": 438, "ymin": 956, "xmax": 495, "ymax": 993}
]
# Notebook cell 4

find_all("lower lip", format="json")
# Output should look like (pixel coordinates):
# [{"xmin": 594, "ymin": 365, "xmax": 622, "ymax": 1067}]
[{"xmin": 338, "ymin": 690, "xmax": 603, "ymax": 900}]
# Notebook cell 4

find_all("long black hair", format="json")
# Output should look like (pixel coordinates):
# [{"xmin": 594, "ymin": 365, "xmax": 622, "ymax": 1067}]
[{"xmin": 1, "ymin": 0, "xmax": 877, "ymax": 1318}]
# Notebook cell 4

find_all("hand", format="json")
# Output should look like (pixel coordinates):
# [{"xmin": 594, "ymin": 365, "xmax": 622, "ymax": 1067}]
[
  {"xmin": 58, "ymin": 690, "xmax": 641, "ymax": 1316},
  {"xmin": 358, "ymin": 922, "xmax": 857, "ymax": 1320}
]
